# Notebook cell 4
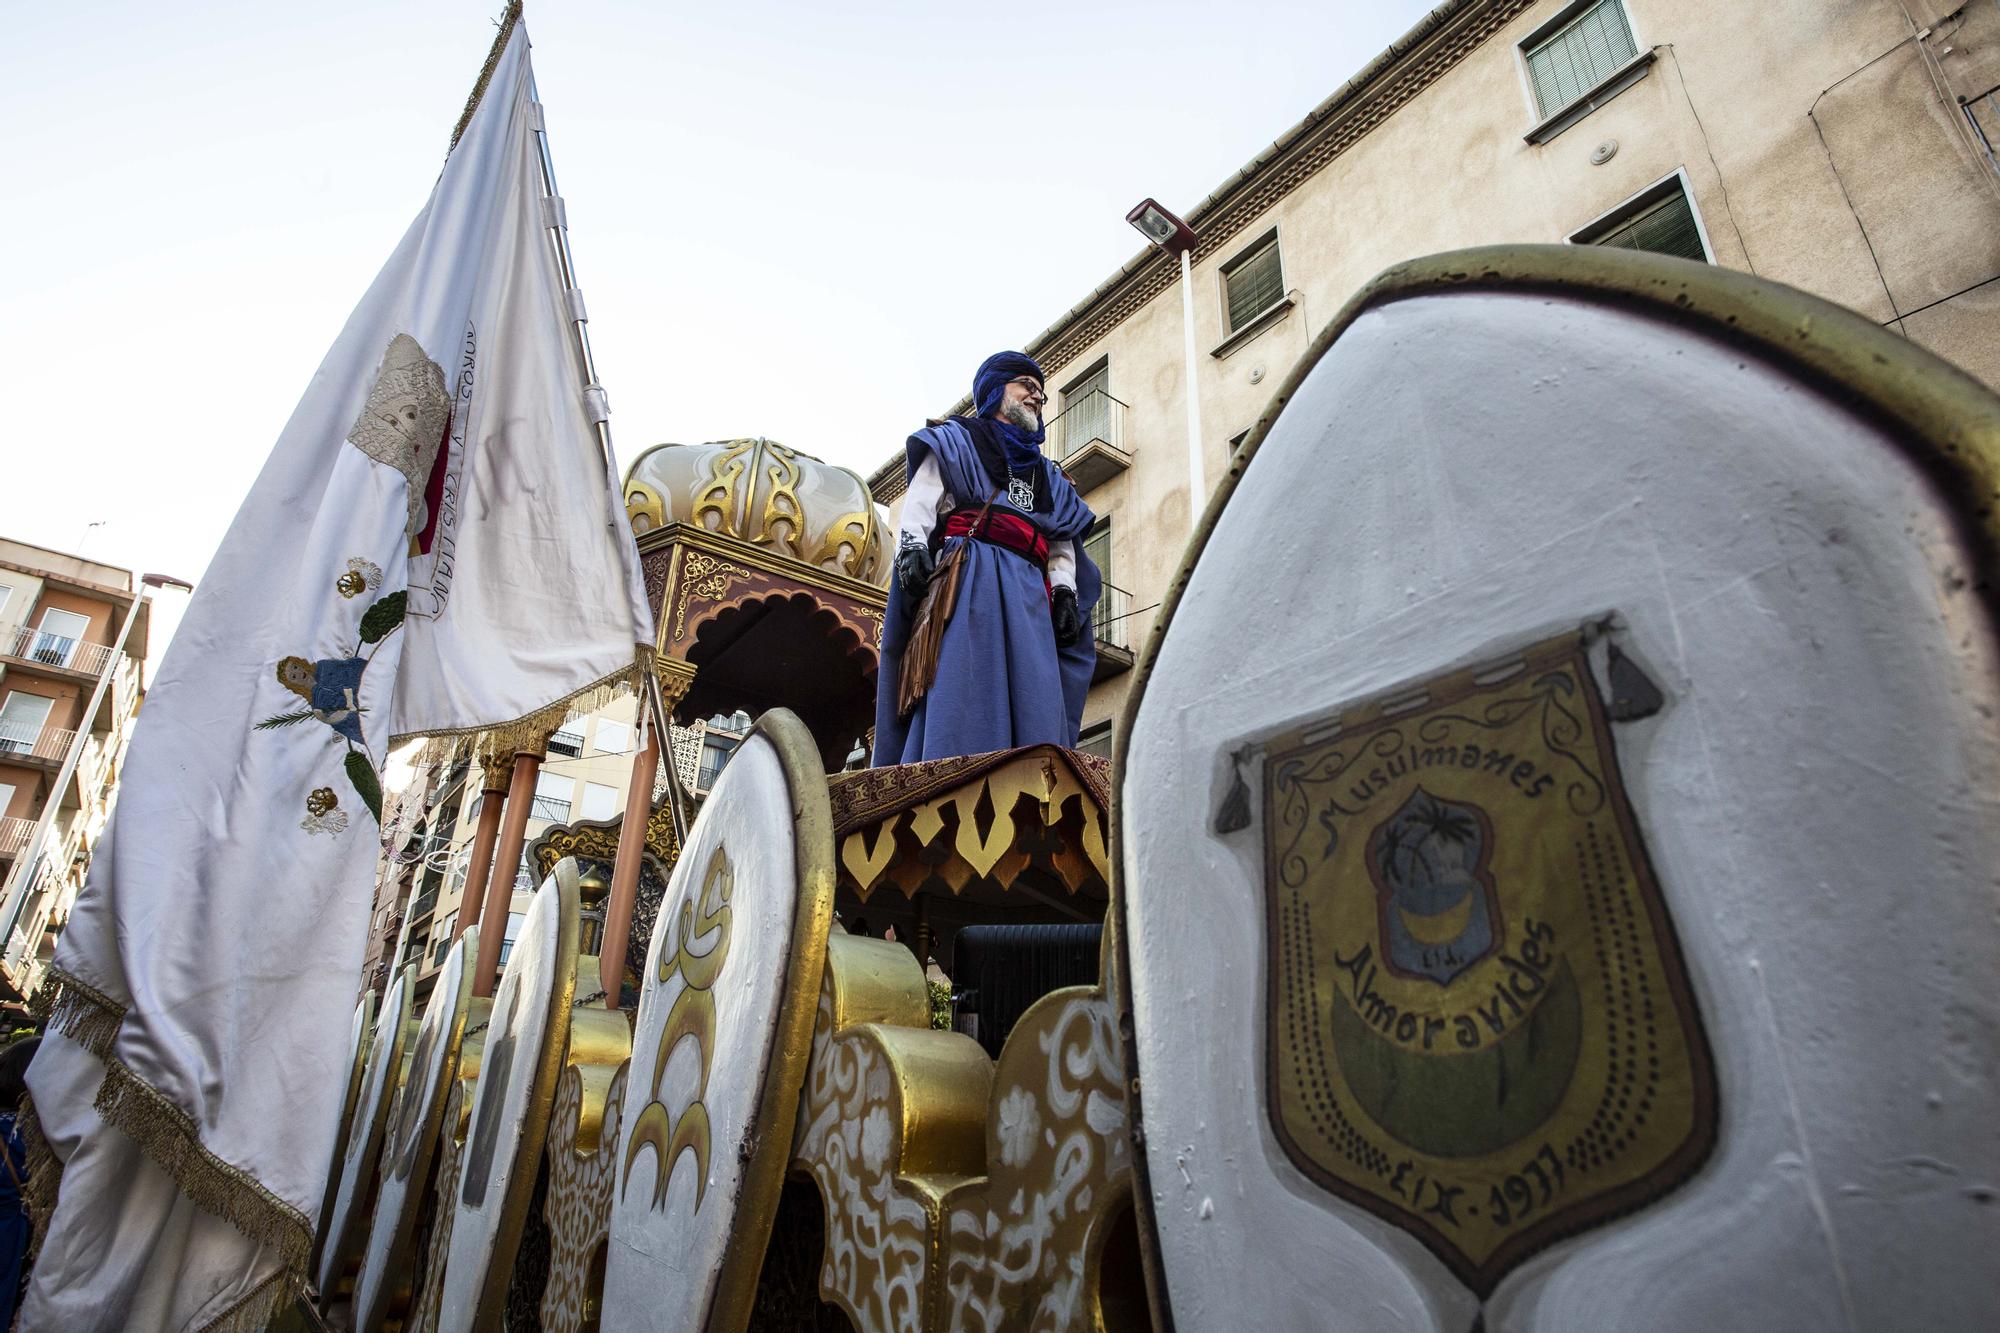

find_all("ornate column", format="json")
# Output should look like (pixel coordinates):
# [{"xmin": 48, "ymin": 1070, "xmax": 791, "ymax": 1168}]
[
  {"xmin": 598, "ymin": 659, "xmax": 695, "ymax": 1010},
  {"xmin": 472, "ymin": 730, "xmax": 553, "ymax": 998},
  {"xmin": 455, "ymin": 747, "xmax": 515, "ymax": 940}
]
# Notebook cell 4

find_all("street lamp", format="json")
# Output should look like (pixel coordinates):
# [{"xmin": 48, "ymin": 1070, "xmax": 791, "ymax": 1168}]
[{"xmin": 1127, "ymin": 198, "xmax": 1205, "ymax": 527}]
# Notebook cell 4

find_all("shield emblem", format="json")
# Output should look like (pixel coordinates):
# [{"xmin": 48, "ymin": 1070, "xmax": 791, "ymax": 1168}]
[
  {"xmin": 317, "ymin": 963, "xmax": 416, "ymax": 1304},
  {"xmin": 602, "ymin": 708, "xmax": 834, "ymax": 1333},
  {"xmin": 433, "ymin": 864, "xmax": 579, "ymax": 1331},
  {"xmin": 1264, "ymin": 631, "xmax": 1713, "ymax": 1291},
  {"xmin": 1112, "ymin": 245, "xmax": 2000, "ymax": 1327},
  {"xmin": 352, "ymin": 927, "xmax": 481, "ymax": 1330}
]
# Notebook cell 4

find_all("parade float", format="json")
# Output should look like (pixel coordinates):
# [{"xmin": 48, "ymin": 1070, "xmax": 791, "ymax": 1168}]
[{"xmin": 303, "ymin": 243, "xmax": 2000, "ymax": 1333}]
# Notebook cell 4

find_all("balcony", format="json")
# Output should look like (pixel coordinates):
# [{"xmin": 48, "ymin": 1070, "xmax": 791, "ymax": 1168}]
[
  {"xmin": 0, "ymin": 817, "xmax": 33, "ymax": 859},
  {"xmin": 1, "ymin": 625, "xmax": 116, "ymax": 677},
  {"xmin": 0, "ymin": 719, "xmax": 77, "ymax": 766},
  {"xmin": 1047, "ymin": 390, "xmax": 1133, "ymax": 495},
  {"xmin": 1091, "ymin": 581, "xmax": 1137, "ymax": 682},
  {"xmin": 547, "ymin": 727, "xmax": 585, "ymax": 758},
  {"xmin": 529, "ymin": 795, "xmax": 571, "ymax": 822},
  {"xmin": 409, "ymin": 888, "xmax": 439, "ymax": 922}
]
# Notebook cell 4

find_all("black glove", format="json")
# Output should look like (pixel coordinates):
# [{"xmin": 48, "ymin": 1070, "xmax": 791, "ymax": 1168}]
[
  {"xmin": 1051, "ymin": 586, "xmax": 1082, "ymax": 648},
  {"xmin": 897, "ymin": 543, "xmax": 935, "ymax": 613}
]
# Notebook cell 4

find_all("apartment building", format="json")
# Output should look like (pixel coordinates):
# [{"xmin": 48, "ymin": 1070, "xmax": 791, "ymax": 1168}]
[
  {"xmin": 869, "ymin": 0, "xmax": 2000, "ymax": 753},
  {"xmin": 0, "ymin": 539, "xmax": 158, "ymax": 1007}
]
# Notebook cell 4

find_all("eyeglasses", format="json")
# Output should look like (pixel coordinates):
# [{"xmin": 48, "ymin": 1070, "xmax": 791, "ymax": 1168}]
[{"xmin": 1007, "ymin": 376, "xmax": 1046, "ymax": 398}]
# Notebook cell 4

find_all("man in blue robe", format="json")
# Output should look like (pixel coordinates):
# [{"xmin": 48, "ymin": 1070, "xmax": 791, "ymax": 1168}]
[{"xmin": 873, "ymin": 351, "xmax": 1100, "ymax": 765}]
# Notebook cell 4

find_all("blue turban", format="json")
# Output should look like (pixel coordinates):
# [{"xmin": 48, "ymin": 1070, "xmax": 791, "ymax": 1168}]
[{"xmin": 969, "ymin": 350, "xmax": 1047, "ymax": 461}]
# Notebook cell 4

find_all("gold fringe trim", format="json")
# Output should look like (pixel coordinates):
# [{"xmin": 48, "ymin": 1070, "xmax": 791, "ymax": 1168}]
[
  {"xmin": 31, "ymin": 967, "xmax": 126, "ymax": 1060},
  {"xmin": 195, "ymin": 1263, "xmax": 297, "ymax": 1333},
  {"xmin": 389, "ymin": 643, "xmax": 653, "ymax": 760},
  {"xmin": 92, "ymin": 1058, "xmax": 313, "ymax": 1277},
  {"xmin": 448, "ymin": 1, "xmax": 525, "ymax": 152},
  {"xmin": 17, "ymin": 1093, "xmax": 60, "ymax": 1260}
]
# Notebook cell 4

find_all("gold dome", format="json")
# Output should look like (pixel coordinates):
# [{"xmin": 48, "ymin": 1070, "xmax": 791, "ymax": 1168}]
[{"xmin": 623, "ymin": 438, "xmax": 888, "ymax": 585}]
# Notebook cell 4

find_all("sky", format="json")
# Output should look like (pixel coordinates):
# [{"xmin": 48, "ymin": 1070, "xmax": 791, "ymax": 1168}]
[{"xmin": 1, "ymin": 0, "xmax": 1437, "ymax": 606}]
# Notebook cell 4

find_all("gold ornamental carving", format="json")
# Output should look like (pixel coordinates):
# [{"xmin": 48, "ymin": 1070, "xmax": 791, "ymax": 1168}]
[
  {"xmin": 540, "ymin": 1064, "xmax": 630, "ymax": 1331},
  {"xmin": 789, "ymin": 931, "xmax": 992, "ymax": 1331},
  {"xmin": 939, "ymin": 983, "xmax": 1137, "ymax": 1332},
  {"xmin": 752, "ymin": 439, "xmax": 806, "ymax": 552},
  {"xmin": 671, "ymin": 550, "xmax": 756, "ymax": 644}
]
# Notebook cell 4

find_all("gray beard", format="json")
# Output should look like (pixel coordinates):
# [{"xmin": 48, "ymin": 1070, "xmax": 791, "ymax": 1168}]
[{"xmin": 1001, "ymin": 401, "xmax": 1040, "ymax": 431}]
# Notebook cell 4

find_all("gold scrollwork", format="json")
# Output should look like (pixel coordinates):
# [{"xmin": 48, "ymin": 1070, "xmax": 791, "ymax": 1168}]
[
  {"xmin": 625, "ymin": 480, "xmax": 667, "ymax": 535},
  {"xmin": 621, "ymin": 845, "xmax": 734, "ymax": 1211},
  {"xmin": 754, "ymin": 440, "xmax": 806, "ymax": 557},
  {"xmin": 692, "ymin": 439, "xmax": 758, "ymax": 535},
  {"xmin": 672, "ymin": 551, "xmax": 756, "ymax": 644},
  {"xmin": 809, "ymin": 507, "xmax": 882, "ymax": 580}
]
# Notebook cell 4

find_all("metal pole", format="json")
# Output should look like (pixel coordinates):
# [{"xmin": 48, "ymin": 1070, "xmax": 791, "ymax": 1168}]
[
  {"xmin": 526, "ymin": 73, "xmax": 623, "ymax": 506},
  {"xmin": 1179, "ymin": 246, "xmax": 1205, "ymax": 531},
  {"xmin": 472, "ymin": 748, "xmax": 544, "ymax": 998}
]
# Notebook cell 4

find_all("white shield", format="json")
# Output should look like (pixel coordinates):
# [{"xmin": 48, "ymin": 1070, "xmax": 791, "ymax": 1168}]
[
  {"xmin": 1115, "ymin": 247, "xmax": 2000, "ymax": 1330},
  {"xmin": 434, "ymin": 865, "xmax": 579, "ymax": 1330},
  {"xmin": 318, "ymin": 965, "xmax": 415, "ymax": 1301},
  {"xmin": 352, "ymin": 927, "xmax": 479, "ymax": 1329},
  {"xmin": 310, "ymin": 987, "xmax": 376, "ymax": 1278},
  {"xmin": 602, "ymin": 708, "xmax": 834, "ymax": 1332}
]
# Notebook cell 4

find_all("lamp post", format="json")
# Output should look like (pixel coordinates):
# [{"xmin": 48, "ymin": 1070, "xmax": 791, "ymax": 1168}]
[{"xmin": 1127, "ymin": 198, "xmax": 1205, "ymax": 528}]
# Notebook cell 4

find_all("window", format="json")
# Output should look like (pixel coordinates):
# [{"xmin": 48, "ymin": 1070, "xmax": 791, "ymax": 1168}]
[
  {"xmin": 0, "ymin": 585, "xmax": 12, "ymax": 623},
  {"xmin": 530, "ymin": 771, "xmax": 571, "ymax": 822},
  {"xmin": 1058, "ymin": 362, "xmax": 1113, "ymax": 458},
  {"xmin": 1523, "ymin": 0, "xmax": 1638, "ymax": 120},
  {"xmin": 1572, "ymin": 175, "xmax": 1709, "ymax": 262},
  {"xmin": 580, "ymin": 781, "xmax": 620, "ymax": 822},
  {"xmin": 1077, "ymin": 721, "xmax": 1113, "ymax": 760},
  {"xmin": 592, "ymin": 719, "xmax": 632, "ymax": 754},
  {"xmin": 31, "ymin": 609, "xmax": 90, "ymax": 668},
  {"xmin": 697, "ymin": 734, "xmax": 739, "ymax": 793},
  {"xmin": 1082, "ymin": 521, "xmax": 1112, "ymax": 589},
  {"xmin": 548, "ymin": 725, "xmax": 585, "ymax": 758},
  {"xmin": 0, "ymin": 692, "xmax": 54, "ymax": 756},
  {"xmin": 497, "ymin": 911, "xmax": 526, "ymax": 965},
  {"xmin": 1221, "ymin": 232, "xmax": 1285, "ymax": 333}
]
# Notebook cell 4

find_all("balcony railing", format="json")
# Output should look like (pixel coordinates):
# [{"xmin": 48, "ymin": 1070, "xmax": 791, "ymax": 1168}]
[
  {"xmin": 0, "ymin": 719, "xmax": 76, "ymax": 762},
  {"xmin": 529, "ymin": 795, "xmax": 571, "ymax": 822},
  {"xmin": 0, "ymin": 817, "xmax": 33, "ymax": 858},
  {"xmin": 1048, "ymin": 389, "xmax": 1129, "ymax": 462},
  {"xmin": 409, "ymin": 888, "xmax": 439, "ymax": 921},
  {"xmin": 1093, "ymin": 581, "xmax": 1135, "ymax": 653},
  {"xmin": 1, "ymin": 625, "xmax": 116, "ymax": 676}
]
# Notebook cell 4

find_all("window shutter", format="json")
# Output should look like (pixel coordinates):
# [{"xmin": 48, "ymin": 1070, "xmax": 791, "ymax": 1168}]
[
  {"xmin": 1225, "ymin": 240, "xmax": 1284, "ymax": 332},
  {"xmin": 1526, "ymin": 1, "xmax": 1638, "ymax": 118},
  {"xmin": 1588, "ymin": 187, "xmax": 1705, "ymax": 262}
]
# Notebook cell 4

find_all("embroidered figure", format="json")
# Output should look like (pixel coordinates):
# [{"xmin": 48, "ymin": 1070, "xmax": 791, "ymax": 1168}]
[
  {"xmin": 348, "ymin": 334, "xmax": 452, "ymax": 547},
  {"xmin": 337, "ymin": 557, "xmax": 384, "ymax": 599},
  {"xmin": 274, "ymin": 655, "xmax": 367, "ymax": 746}
]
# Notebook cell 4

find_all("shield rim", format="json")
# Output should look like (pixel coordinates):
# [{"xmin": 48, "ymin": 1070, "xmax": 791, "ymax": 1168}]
[{"xmin": 1108, "ymin": 243, "xmax": 2000, "ymax": 1325}]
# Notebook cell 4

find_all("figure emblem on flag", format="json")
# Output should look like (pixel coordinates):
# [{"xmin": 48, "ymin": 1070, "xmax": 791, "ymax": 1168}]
[
  {"xmin": 1262, "ymin": 628, "xmax": 1716, "ymax": 1296},
  {"xmin": 349, "ymin": 333, "xmax": 453, "ymax": 548},
  {"xmin": 257, "ymin": 581, "xmax": 406, "ymax": 823}
]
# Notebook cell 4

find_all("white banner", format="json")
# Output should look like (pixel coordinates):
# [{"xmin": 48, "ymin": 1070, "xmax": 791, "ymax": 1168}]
[{"xmin": 22, "ymin": 15, "xmax": 651, "ymax": 1329}]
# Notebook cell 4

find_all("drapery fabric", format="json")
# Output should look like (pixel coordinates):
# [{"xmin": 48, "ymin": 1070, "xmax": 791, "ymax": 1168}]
[
  {"xmin": 21, "ymin": 18, "xmax": 651, "ymax": 1330},
  {"xmin": 873, "ymin": 420, "xmax": 1098, "ymax": 766}
]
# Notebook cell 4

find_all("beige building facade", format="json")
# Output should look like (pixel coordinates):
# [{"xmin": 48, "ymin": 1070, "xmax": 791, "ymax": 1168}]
[
  {"xmin": 870, "ymin": 0, "xmax": 2000, "ymax": 749},
  {"xmin": 0, "ymin": 539, "xmax": 156, "ymax": 1007}
]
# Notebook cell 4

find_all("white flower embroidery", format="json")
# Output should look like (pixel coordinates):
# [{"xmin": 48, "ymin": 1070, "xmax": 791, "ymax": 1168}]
[
  {"xmin": 996, "ymin": 1086, "xmax": 1041, "ymax": 1169},
  {"xmin": 860, "ymin": 1106, "xmax": 892, "ymax": 1173}
]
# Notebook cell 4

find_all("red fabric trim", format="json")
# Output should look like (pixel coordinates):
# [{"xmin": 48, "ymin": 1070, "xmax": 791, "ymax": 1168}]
[{"xmin": 943, "ymin": 508, "xmax": 1050, "ymax": 565}]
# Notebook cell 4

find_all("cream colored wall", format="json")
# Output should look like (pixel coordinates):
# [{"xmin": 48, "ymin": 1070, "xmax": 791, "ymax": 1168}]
[{"xmin": 1007, "ymin": 0, "xmax": 2000, "ymax": 743}]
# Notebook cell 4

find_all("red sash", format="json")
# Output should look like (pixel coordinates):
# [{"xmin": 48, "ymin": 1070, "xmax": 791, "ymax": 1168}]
[{"xmin": 942, "ymin": 507, "xmax": 1052, "ymax": 601}]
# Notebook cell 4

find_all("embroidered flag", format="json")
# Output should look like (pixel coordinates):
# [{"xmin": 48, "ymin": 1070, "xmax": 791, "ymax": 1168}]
[{"xmin": 20, "ymin": 10, "xmax": 652, "ymax": 1328}]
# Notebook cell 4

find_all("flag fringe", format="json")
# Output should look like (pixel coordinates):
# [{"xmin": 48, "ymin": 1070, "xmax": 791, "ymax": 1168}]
[
  {"xmin": 31, "ymin": 967, "xmax": 127, "ymax": 1060},
  {"xmin": 195, "ymin": 1264, "xmax": 298, "ymax": 1333},
  {"xmin": 448, "ymin": 0, "xmax": 525, "ymax": 152},
  {"xmin": 390, "ymin": 642, "xmax": 654, "ymax": 759},
  {"xmin": 17, "ymin": 1092, "xmax": 61, "ymax": 1259},
  {"xmin": 92, "ymin": 1058, "xmax": 313, "ymax": 1283}
]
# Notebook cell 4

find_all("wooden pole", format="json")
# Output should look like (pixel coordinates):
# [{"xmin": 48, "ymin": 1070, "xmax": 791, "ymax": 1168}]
[
  {"xmin": 455, "ymin": 750, "xmax": 514, "ymax": 939},
  {"xmin": 598, "ymin": 728, "xmax": 658, "ymax": 1009},
  {"xmin": 472, "ymin": 745, "xmax": 546, "ymax": 997}
]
